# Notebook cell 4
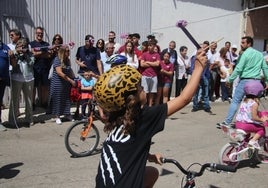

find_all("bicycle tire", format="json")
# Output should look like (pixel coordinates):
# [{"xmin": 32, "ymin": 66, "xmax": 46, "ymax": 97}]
[
  {"xmin": 64, "ymin": 120, "xmax": 100, "ymax": 157},
  {"xmin": 219, "ymin": 143, "xmax": 240, "ymax": 167},
  {"xmin": 256, "ymin": 138, "xmax": 268, "ymax": 163}
]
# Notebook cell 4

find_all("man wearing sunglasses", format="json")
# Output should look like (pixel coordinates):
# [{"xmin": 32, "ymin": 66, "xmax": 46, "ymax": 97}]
[
  {"xmin": 76, "ymin": 34, "xmax": 102, "ymax": 76},
  {"xmin": 30, "ymin": 26, "xmax": 52, "ymax": 110}
]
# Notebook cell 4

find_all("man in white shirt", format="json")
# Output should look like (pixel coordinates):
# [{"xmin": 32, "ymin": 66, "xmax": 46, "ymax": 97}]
[
  {"xmin": 105, "ymin": 31, "xmax": 121, "ymax": 54},
  {"xmin": 101, "ymin": 43, "xmax": 115, "ymax": 72}
]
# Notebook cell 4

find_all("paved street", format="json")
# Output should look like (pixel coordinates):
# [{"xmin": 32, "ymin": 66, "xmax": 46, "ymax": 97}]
[{"xmin": 1, "ymin": 101, "xmax": 268, "ymax": 188}]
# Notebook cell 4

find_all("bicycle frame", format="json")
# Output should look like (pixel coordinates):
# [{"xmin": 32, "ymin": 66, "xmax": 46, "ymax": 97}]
[
  {"xmin": 80, "ymin": 100, "xmax": 99, "ymax": 140},
  {"xmin": 80, "ymin": 116, "xmax": 93, "ymax": 140}
]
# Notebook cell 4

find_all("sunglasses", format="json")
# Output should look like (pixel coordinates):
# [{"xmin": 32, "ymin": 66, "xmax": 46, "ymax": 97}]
[
  {"xmin": 36, "ymin": 32, "xmax": 44, "ymax": 35},
  {"xmin": 86, "ymin": 39, "xmax": 94, "ymax": 43},
  {"xmin": 9, "ymin": 34, "xmax": 14, "ymax": 37}
]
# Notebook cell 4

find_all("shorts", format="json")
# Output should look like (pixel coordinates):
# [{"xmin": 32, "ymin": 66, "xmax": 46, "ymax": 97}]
[
  {"xmin": 163, "ymin": 82, "xmax": 172, "ymax": 88},
  {"xmin": 34, "ymin": 69, "xmax": 50, "ymax": 87},
  {"xmin": 141, "ymin": 76, "xmax": 157, "ymax": 93}
]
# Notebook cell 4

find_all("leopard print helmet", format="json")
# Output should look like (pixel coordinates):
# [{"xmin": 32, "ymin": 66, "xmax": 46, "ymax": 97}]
[{"xmin": 94, "ymin": 64, "xmax": 141, "ymax": 112}]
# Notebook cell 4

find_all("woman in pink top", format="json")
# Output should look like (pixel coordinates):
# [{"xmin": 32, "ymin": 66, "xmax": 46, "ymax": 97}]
[{"xmin": 156, "ymin": 52, "xmax": 174, "ymax": 104}]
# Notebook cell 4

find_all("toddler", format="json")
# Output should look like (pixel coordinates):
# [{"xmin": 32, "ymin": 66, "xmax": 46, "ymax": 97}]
[
  {"xmin": 235, "ymin": 80, "xmax": 268, "ymax": 149},
  {"xmin": 80, "ymin": 71, "xmax": 95, "ymax": 118}
]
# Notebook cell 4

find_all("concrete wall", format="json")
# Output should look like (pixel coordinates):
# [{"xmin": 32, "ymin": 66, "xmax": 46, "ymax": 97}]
[{"xmin": 151, "ymin": 0, "xmax": 244, "ymax": 54}]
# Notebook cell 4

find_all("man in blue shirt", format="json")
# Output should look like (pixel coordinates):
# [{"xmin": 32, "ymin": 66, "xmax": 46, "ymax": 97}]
[
  {"xmin": 0, "ymin": 40, "xmax": 10, "ymax": 131},
  {"xmin": 191, "ymin": 41, "xmax": 212, "ymax": 114}
]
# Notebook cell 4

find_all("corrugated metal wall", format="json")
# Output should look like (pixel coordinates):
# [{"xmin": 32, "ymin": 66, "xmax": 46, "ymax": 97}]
[{"xmin": 0, "ymin": 0, "xmax": 152, "ymax": 73}]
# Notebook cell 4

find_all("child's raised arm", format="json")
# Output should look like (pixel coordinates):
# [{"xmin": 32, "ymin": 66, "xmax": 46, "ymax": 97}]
[{"xmin": 167, "ymin": 49, "xmax": 207, "ymax": 116}]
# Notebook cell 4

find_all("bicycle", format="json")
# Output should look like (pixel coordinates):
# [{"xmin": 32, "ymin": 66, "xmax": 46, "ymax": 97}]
[
  {"xmin": 64, "ymin": 99, "xmax": 102, "ymax": 157},
  {"xmin": 161, "ymin": 157, "xmax": 236, "ymax": 188},
  {"xmin": 219, "ymin": 125, "xmax": 268, "ymax": 167}
]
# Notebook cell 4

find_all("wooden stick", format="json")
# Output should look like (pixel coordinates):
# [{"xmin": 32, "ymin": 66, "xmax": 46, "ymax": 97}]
[{"xmin": 203, "ymin": 37, "xmax": 224, "ymax": 51}]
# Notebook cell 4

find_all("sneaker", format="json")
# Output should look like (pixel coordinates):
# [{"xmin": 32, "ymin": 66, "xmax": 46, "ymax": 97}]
[
  {"xmin": 56, "ymin": 118, "xmax": 62, "ymax": 125},
  {"xmin": 191, "ymin": 108, "xmax": 198, "ymax": 112},
  {"xmin": 64, "ymin": 115, "xmax": 74, "ymax": 122},
  {"xmin": 26, "ymin": 122, "xmax": 34, "ymax": 127},
  {"xmin": 216, "ymin": 121, "xmax": 230, "ymax": 129},
  {"xmin": 215, "ymin": 98, "xmax": 222, "ymax": 102},
  {"xmin": 81, "ymin": 114, "xmax": 88, "ymax": 120},
  {"xmin": 204, "ymin": 109, "xmax": 213, "ymax": 114},
  {"xmin": 248, "ymin": 140, "xmax": 261, "ymax": 150},
  {"xmin": 0, "ymin": 124, "xmax": 7, "ymax": 131}
]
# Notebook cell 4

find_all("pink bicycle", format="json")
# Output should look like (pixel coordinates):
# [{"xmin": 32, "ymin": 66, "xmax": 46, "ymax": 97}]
[{"xmin": 219, "ymin": 125, "xmax": 268, "ymax": 167}]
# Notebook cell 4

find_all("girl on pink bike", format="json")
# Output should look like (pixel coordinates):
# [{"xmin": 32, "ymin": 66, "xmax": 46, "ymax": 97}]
[{"xmin": 235, "ymin": 80, "xmax": 268, "ymax": 149}]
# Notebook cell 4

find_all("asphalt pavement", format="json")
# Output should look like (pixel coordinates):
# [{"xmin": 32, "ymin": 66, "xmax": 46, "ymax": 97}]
[{"xmin": 1, "ymin": 101, "xmax": 268, "ymax": 188}]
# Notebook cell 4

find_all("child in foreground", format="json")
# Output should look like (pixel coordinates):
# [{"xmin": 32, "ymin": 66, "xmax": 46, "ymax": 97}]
[
  {"xmin": 235, "ymin": 80, "xmax": 268, "ymax": 150},
  {"xmin": 94, "ymin": 50, "xmax": 208, "ymax": 187}
]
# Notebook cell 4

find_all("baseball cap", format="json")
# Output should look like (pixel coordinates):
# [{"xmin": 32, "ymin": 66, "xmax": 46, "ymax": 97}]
[{"xmin": 231, "ymin": 45, "xmax": 237, "ymax": 49}]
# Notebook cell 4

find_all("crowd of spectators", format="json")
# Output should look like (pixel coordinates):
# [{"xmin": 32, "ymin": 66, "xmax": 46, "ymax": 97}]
[{"xmin": 1, "ymin": 26, "xmax": 268, "ymax": 131}]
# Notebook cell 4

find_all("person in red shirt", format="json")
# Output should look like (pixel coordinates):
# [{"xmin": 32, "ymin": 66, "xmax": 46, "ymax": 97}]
[
  {"xmin": 140, "ymin": 39, "xmax": 160, "ymax": 106},
  {"xmin": 156, "ymin": 52, "xmax": 174, "ymax": 104}
]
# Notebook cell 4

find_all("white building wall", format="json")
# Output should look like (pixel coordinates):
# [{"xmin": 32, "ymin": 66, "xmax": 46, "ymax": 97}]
[{"xmin": 151, "ymin": 0, "xmax": 244, "ymax": 54}]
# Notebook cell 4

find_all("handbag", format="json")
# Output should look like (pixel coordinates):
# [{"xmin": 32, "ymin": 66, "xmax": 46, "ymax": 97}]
[{"xmin": 48, "ymin": 65, "xmax": 53, "ymax": 79}]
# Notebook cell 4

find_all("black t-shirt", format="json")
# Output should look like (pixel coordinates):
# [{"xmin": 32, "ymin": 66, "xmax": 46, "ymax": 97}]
[
  {"xmin": 76, "ymin": 46, "xmax": 101, "ymax": 75},
  {"xmin": 95, "ymin": 104, "xmax": 167, "ymax": 188},
  {"xmin": 30, "ymin": 40, "xmax": 50, "ymax": 72}
]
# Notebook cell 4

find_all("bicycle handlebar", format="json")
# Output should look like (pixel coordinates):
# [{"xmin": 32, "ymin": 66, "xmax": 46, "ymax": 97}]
[
  {"xmin": 211, "ymin": 163, "xmax": 237, "ymax": 172},
  {"xmin": 160, "ymin": 158, "xmax": 236, "ymax": 177}
]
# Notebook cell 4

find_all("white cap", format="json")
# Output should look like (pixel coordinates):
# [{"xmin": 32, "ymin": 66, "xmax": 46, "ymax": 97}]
[{"xmin": 231, "ymin": 45, "xmax": 237, "ymax": 49}]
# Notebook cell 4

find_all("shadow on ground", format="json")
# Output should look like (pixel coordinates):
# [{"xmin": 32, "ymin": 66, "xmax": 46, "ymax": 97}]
[{"xmin": 0, "ymin": 162, "xmax": 23, "ymax": 179}]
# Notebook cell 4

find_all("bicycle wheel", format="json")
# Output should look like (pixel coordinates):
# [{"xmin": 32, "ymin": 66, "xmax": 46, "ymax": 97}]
[
  {"xmin": 256, "ymin": 138, "xmax": 268, "ymax": 163},
  {"xmin": 219, "ymin": 143, "xmax": 240, "ymax": 167},
  {"xmin": 64, "ymin": 120, "xmax": 100, "ymax": 157}
]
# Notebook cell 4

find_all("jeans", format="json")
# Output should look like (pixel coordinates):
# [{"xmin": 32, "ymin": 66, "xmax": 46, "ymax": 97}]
[
  {"xmin": 224, "ymin": 79, "xmax": 250, "ymax": 124},
  {"xmin": 220, "ymin": 82, "xmax": 229, "ymax": 101},
  {"xmin": 193, "ymin": 77, "xmax": 210, "ymax": 110}
]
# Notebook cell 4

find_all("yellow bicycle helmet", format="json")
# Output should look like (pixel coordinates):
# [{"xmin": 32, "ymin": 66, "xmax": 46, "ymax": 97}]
[{"xmin": 94, "ymin": 64, "xmax": 141, "ymax": 112}]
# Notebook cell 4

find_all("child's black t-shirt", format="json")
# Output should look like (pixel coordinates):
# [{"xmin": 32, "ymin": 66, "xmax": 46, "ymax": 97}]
[{"xmin": 95, "ymin": 103, "xmax": 168, "ymax": 187}]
